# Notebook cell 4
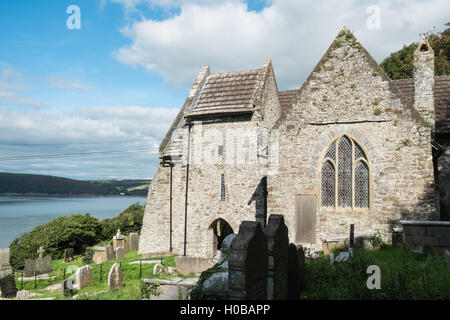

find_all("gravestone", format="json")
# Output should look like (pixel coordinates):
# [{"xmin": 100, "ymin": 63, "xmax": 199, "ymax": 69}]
[
  {"xmin": 153, "ymin": 263, "xmax": 167, "ymax": 275},
  {"xmin": 0, "ymin": 248, "xmax": 11, "ymax": 277},
  {"xmin": 61, "ymin": 278, "xmax": 73, "ymax": 297},
  {"xmin": 107, "ymin": 263, "xmax": 123, "ymax": 290},
  {"xmin": 64, "ymin": 248, "xmax": 74, "ymax": 262},
  {"xmin": 113, "ymin": 229, "xmax": 127, "ymax": 252},
  {"xmin": 92, "ymin": 247, "xmax": 107, "ymax": 264},
  {"xmin": 263, "ymin": 214, "xmax": 289, "ymax": 300},
  {"xmin": 129, "ymin": 233, "xmax": 139, "ymax": 251},
  {"xmin": 228, "ymin": 221, "xmax": 268, "ymax": 300},
  {"xmin": 0, "ymin": 274, "xmax": 18, "ymax": 298},
  {"xmin": 24, "ymin": 259, "xmax": 35, "ymax": 277},
  {"xmin": 297, "ymin": 245, "xmax": 306, "ymax": 293},
  {"xmin": 35, "ymin": 256, "xmax": 52, "ymax": 275},
  {"xmin": 115, "ymin": 247, "xmax": 125, "ymax": 260},
  {"xmin": 37, "ymin": 246, "xmax": 45, "ymax": 258},
  {"xmin": 105, "ymin": 244, "xmax": 115, "ymax": 261},
  {"xmin": 75, "ymin": 265, "xmax": 93, "ymax": 289},
  {"xmin": 287, "ymin": 243, "xmax": 300, "ymax": 299}
]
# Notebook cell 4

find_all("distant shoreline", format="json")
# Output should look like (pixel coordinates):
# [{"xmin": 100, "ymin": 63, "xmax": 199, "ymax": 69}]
[{"xmin": 0, "ymin": 193, "xmax": 147, "ymax": 198}]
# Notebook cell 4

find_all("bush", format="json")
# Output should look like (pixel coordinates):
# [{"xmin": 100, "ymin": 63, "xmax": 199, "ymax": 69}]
[
  {"xmin": 302, "ymin": 246, "xmax": 450, "ymax": 299},
  {"xmin": 82, "ymin": 248, "xmax": 95, "ymax": 265},
  {"xmin": 100, "ymin": 203, "xmax": 145, "ymax": 240},
  {"xmin": 9, "ymin": 214, "xmax": 102, "ymax": 269}
]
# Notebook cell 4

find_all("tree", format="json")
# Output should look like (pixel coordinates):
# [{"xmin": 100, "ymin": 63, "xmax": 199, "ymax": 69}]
[{"xmin": 380, "ymin": 24, "xmax": 450, "ymax": 79}]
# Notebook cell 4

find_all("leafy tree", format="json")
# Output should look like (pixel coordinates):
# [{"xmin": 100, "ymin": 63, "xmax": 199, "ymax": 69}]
[
  {"xmin": 100, "ymin": 203, "xmax": 145, "ymax": 240},
  {"xmin": 380, "ymin": 24, "xmax": 450, "ymax": 79}
]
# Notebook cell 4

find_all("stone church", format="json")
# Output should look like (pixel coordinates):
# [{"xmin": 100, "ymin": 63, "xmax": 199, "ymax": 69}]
[{"xmin": 139, "ymin": 27, "xmax": 450, "ymax": 262}]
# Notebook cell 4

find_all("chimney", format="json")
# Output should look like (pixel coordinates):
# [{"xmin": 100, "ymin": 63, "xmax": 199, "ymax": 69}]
[{"xmin": 413, "ymin": 37, "xmax": 435, "ymax": 130}]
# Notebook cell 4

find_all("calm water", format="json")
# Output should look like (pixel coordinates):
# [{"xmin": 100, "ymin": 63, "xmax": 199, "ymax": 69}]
[{"xmin": 0, "ymin": 196, "xmax": 147, "ymax": 248}]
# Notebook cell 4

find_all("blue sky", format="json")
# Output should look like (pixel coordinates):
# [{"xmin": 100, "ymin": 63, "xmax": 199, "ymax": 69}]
[{"xmin": 0, "ymin": 0, "xmax": 448, "ymax": 180}]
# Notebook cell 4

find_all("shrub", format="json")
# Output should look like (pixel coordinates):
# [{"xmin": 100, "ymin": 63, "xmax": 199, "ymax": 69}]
[
  {"xmin": 100, "ymin": 203, "xmax": 145, "ymax": 240},
  {"xmin": 9, "ymin": 214, "xmax": 102, "ymax": 268},
  {"xmin": 82, "ymin": 248, "xmax": 95, "ymax": 265}
]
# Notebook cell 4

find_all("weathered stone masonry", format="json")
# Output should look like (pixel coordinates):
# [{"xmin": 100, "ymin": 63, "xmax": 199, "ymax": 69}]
[{"xmin": 139, "ymin": 27, "xmax": 449, "ymax": 259}]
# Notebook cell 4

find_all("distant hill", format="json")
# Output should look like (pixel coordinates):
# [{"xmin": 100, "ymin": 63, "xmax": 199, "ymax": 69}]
[{"xmin": 0, "ymin": 172, "xmax": 151, "ymax": 196}]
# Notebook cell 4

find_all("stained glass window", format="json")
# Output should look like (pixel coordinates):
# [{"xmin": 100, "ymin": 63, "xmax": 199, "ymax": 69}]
[
  {"xmin": 338, "ymin": 136, "xmax": 352, "ymax": 207},
  {"xmin": 321, "ymin": 135, "xmax": 370, "ymax": 209},
  {"xmin": 355, "ymin": 161, "xmax": 369, "ymax": 208},
  {"xmin": 321, "ymin": 161, "xmax": 335, "ymax": 207}
]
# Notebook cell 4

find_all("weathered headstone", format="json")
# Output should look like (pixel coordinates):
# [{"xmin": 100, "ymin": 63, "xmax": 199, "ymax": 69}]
[
  {"xmin": 153, "ymin": 263, "xmax": 167, "ymax": 275},
  {"xmin": 24, "ymin": 259, "xmax": 35, "ymax": 277},
  {"xmin": 35, "ymin": 256, "xmax": 52, "ymax": 275},
  {"xmin": 61, "ymin": 278, "xmax": 73, "ymax": 297},
  {"xmin": 445, "ymin": 250, "xmax": 450, "ymax": 266},
  {"xmin": 287, "ymin": 243, "xmax": 299, "ymax": 299},
  {"xmin": 263, "ymin": 214, "xmax": 289, "ymax": 300},
  {"xmin": 228, "ymin": 221, "xmax": 268, "ymax": 300},
  {"xmin": 64, "ymin": 248, "xmax": 74, "ymax": 262},
  {"xmin": 37, "ymin": 246, "xmax": 45, "ymax": 259},
  {"xmin": 0, "ymin": 274, "xmax": 18, "ymax": 298},
  {"xmin": 105, "ymin": 244, "xmax": 115, "ymax": 261},
  {"xmin": 129, "ymin": 233, "xmax": 139, "ymax": 251},
  {"xmin": 113, "ymin": 229, "xmax": 127, "ymax": 252},
  {"xmin": 107, "ymin": 263, "xmax": 123, "ymax": 290},
  {"xmin": 92, "ymin": 247, "xmax": 107, "ymax": 264},
  {"xmin": 0, "ymin": 248, "xmax": 12, "ymax": 277},
  {"xmin": 115, "ymin": 247, "xmax": 125, "ymax": 260},
  {"xmin": 75, "ymin": 265, "xmax": 93, "ymax": 289}
]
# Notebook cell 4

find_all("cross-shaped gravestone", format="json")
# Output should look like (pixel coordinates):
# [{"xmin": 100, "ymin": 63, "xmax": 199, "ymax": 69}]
[{"xmin": 37, "ymin": 247, "xmax": 45, "ymax": 259}]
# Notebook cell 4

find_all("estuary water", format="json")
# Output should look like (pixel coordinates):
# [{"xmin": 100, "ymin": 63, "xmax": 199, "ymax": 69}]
[{"xmin": 0, "ymin": 196, "xmax": 147, "ymax": 248}]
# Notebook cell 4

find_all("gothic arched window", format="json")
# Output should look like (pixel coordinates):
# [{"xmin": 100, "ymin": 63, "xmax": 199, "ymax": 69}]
[
  {"xmin": 321, "ymin": 135, "xmax": 370, "ymax": 208},
  {"xmin": 220, "ymin": 174, "xmax": 226, "ymax": 202}
]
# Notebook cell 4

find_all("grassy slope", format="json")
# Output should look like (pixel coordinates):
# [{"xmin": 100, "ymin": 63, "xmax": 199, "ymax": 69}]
[{"xmin": 14, "ymin": 251, "xmax": 194, "ymax": 300}]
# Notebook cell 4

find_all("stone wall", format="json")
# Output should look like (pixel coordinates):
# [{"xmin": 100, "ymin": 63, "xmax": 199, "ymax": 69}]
[
  {"xmin": 401, "ymin": 220, "xmax": 450, "ymax": 252},
  {"xmin": 269, "ymin": 29, "xmax": 436, "ymax": 247},
  {"xmin": 0, "ymin": 248, "xmax": 11, "ymax": 277}
]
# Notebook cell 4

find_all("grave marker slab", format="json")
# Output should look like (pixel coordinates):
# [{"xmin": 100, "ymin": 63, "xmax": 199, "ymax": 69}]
[
  {"xmin": 287, "ymin": 243, "xmax": 300, "ymax": 299},
  {"xmin": 64, "ymin": 248, "xmax": 74, "ymax": 262},
  {"xmin": 105, "ymin": 244, "xmax": 115, "ymax": 261},
  {"xmin": 228, "ymin": 221, "xmax": 268, "ymax": 300},
  {"xmin": 129, "ymin": 233, "xmax": 139, "ymax": 251},
  {"xmin": 107, "ymin": 263, "xmax": 123, "ymax": 290},
  {"xmin": 264, "ymin": 214, "xmax": 289, "ymax": 300},
  {"xmin": 75, "ymin": 265, "xmax": 93, "ymax": 289},
  {"xmin": 0, "ymin": 274, "xmax": 18, "ymax": 298},
  {"xmin": 61, "ymin": 278, "xmax": 73, "ymax": 297},
  {"xmin": 0, "ymin": 248, "xmax": 11, "ymax": 277},
  {"xmin": 115, "ymin": 247, "xmax": 125, "ymax": 260}
]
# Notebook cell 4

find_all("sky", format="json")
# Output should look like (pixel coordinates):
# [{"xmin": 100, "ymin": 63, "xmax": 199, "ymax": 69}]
[{"xmin": 0, "ymin": 0, "xmax": 448, "ymax": 180}]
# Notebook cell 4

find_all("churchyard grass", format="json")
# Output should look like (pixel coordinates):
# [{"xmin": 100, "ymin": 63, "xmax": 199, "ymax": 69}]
[
  {"xmin": 301, "ymin": 246, "xmax": 450, "ymax": 300},
  {"xmin": 13, "ymin": 250, "xmax": 193, "ymax": 300}
]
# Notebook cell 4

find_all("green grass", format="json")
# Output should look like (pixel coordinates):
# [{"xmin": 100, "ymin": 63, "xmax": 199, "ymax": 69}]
[
  {"xmin": 301, "ymin": 246, "xmax": 450, "ymax": 300},
  {"xmin": 14, "ymin": 251, "xmax": 193, "ymax": 300}
]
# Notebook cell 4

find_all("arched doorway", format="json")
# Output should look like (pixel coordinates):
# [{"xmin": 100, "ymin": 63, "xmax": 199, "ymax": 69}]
[{"xmin": 208, "ymin": 218, "xmax": 234, "ymax": 256}]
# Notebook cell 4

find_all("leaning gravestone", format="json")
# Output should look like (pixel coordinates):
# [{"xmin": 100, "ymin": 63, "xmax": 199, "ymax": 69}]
[
  {"xmin": 107, "ymin": 263, "xmax": 123, "ymax": 290},
  {"xmin": 64, "ymin": 248, "xmax": 74, "ymax": 262},
  {"xmin": 287, "ymin": 243, "xmax": 300, "ymax": 299},
  {"xmin": 0, "ymin": 274, "xmax": 18, "ymax": 298},
  {"xmin": 129, "ymin": 233, "xmax": 139, "ymax": 251},
  {"xmin": 75, "ymin": 265, "xmax": 93, "ymax": 289},
  {"xmin": 263, "ymin": 214, "xmax": 289, "ymax": 300},
  {"xmin": 61, "ymin": 278, "xmax": 73, "ymax": 297},
  {"xmin": 0, "ymin": 248, "xmax": 12, "ymax": 277},
  {"xmin": 115, "ymin": 247, "xmax": 125, "ymax": 260},
  {"xmin": 105, "ymin": 244, "xmax": 115, "ymax": 261},
  {"xmin": 228, "ymin": 221, "xmax": 268, "ymax": 300}
]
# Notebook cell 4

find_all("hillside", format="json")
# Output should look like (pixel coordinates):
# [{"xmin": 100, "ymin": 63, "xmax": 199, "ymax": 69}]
[{"xmin": 0, "ymin": 172, "xmax": 150, "ymax": 196}]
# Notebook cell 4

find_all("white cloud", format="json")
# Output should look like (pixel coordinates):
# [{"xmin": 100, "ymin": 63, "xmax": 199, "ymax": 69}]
[
  {"xmin": 113, "ymin": 0, "xmax": 450, "ymax": 89},
  {"xmin": 0, "ymin": 63, "xmax": 45, "ymax": 108},
  {"xmin": 0, "ymin": 106, "xmax": 179, "ymax": 179},
  {"xmin": 45, "ymin": 75, "xmax": 95, "ymax": 92}
]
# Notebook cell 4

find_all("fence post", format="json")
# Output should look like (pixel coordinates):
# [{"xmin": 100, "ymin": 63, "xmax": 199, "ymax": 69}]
[
  {"xmin": 100, "ymin": 264, "xmax": 103, "ymax": 282},
  {"xmin": 63, "ymin": 268, "xmax": 66, "ymax": 280},
  {"xmin": 21, "ymin": 273, "xmax": 23, "ymax": 290},
  {"xmin": 34, "ymin": 270, "xmax": 37, "ymax": 289},
  {"xmin": 139, "ymin": 260, "xmax": 142, "ymax": 279}
]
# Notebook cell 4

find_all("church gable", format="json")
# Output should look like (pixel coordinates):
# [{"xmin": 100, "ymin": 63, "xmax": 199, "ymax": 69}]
[{"xmin": 277, "ymin": 27, "xmax": 420, "ymax": 129}]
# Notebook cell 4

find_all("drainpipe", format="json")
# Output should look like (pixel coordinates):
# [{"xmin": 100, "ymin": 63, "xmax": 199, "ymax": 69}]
[
  {"xmin": 184, "ymin": 118, "xmax": 193, "ymax": 256},
  {"xmin": 162, "ymin": 157, "xmax": 174, "ymax": 252}
]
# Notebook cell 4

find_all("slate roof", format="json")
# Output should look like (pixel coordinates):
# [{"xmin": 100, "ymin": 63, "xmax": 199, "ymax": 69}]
[
  {"xmin": 187, "ymin": 69, "xmax": 260, "ymax": 117},
  {"xmin": 278, "ymin": 89, "xmax": 298, "ymax": 110},
  {"xmin": 392, "ymin": 75, "xmax": 450, "ymax": 134}
]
